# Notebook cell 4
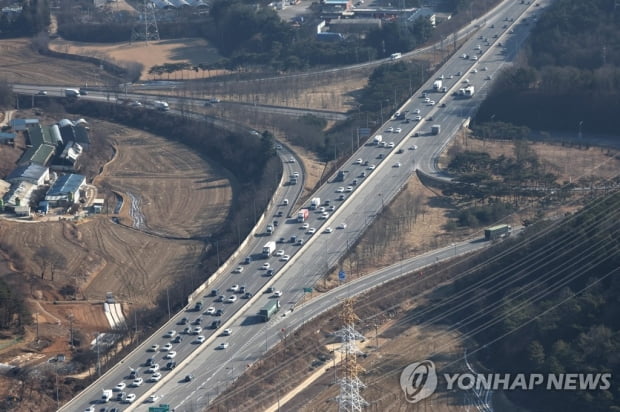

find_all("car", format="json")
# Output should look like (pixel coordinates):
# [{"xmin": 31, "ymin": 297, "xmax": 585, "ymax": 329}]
[
  {"xmin": 413, "ymin": 108, "xmax": 420, "ymax": 114},
  {"xmin": 125, "ymin": 393, "xmax": 136, "ymax": 403},
  {"xmin": 429, "ymin": 100, "xmax": 436, "ymax": 106},
  {"xmin": 166, "ymin": 361, "xmax": 177, "ymax": 370},
  {"xmin": 280, "ymin": 255, "xmax": 290, "ymax": 262},
  {"xmin": 283, "ymin": 198, "xmax": 289, "ymax": 205},
  {"xmin": 386, "ymin": 126, "xmax": 394, "ymax": 133},
  {"xmin": 146, "ymin": 357, "xmax": 156, "ymax": 366},
  {"xmin": 301, "ymin": 222, "xmax": 310, "ymax": 229},
  {"xmin": 289, "ymin": 157, "xmax": 296, "ymax": 163},
  {"xmin": 328, "ymin": 205, "xmax": 336, "ymax": 211},
  {"xmin": 414, "ymin": 115, "xmax": 422, "ymax": 121},
  {"xmin": 131, "ymin": 377, "xmax": 144, "ymax": 387},
  {"xmin": 84, "ymin": 407, "xmax": 95, "ymax": 412},
  {"xmin": 183, "ymin": 326, "xmax": 192, "ymax": 334},
  {"xmin": 147, "ymin": 394, "xmax": 160, "ymax": 403},
  {"xmin": 440, "ymin": 103, "xmax": 447, "ymax": 108},
  {"xmin": 164, "ymin": 330, "xmax": 176, "ymax": 338},
  {"xmin": 449, "ymin": 75, "xmax": 454, "ymax": 79},
  {"xmin": 195, "ymin": 335, "xmax": 206, "ymax": 343},
  {"xmin": 273, "ymin": 290, "xmax": 283, "ymax": 297},
  {"xmin": 321, "ymin": 212, "xmax": 330, "ymax": 219},
  {"xmin": 486, "ymin": 75, "xmax": 493, "ymax": 80},
  {"xmin": 411, "ymin": 145, "xmax": 418, "ymax": 150},
  {"xmin": 266, "ymin": 286, "xmax": 275, "ymax": 294},
  {"xmin": 457, "ymin": 71, "xmax": 462, "ymax": 76},
  {"xmin": 114, "ymin": 382, "xmax": 126, "ymax": 391},
  {"xmin": 193, "ymin": 326, "xmax": 203, "ymax": 334},
  {"xmin": 395, "ymin": 128, "xmax": 402, "ymax": 133},
  {"xmin": 165, "ymin": 350, "xmax": 177, "ymax": 359},
  {"xmin": 148, "ymin": 344, "xmax": 159, "ymax": 352},
  {"xmin": 184, "ymin": 375, "xmax": 194, "ymax": 382},
  {"xmin": 472, "ymin": 69, "xmax": 478, "ymax": 73},
  {"xmin": 482, "ymin": 66, "xmax": 488, "ymax": 71},
  {"xmin": 292, "ymin": 171, "xmax": 300, "ymax": 178},
  {"xmin": 387, "ymin": 142, "xmax": 395, "ymax": 148},
  {"xmin": 149, "ymin": 372, "xmax": 162, "ymax": 382},
  {"xmin": 148, "ymin": 364, "xmax": 160, "ymax": 373},
  {"xmin": 414, "ymin": 132, "xmax": 419, "ymax": 137},
  {"xmin": 229, "ymin": 284, "xmax": 240, "ymax": 292},
  {"xmin": 215, "ymin": 308, "xmax": 224, "ymax": 316},
  {"xmin": 318, "ymin": 206, "xmax": 326, "ymax": 212},
  {"xmin": 276, "ymin": 210, "xmax": 283, "ymax": 217},
  {"xmin": 36, "ymin": 90, "xmax": 48, "ymax": 96},
  {"xmin": 218, "ymin": 342, "xmax": 229, "ymax": 350},
  {"xmin": 278, "ymin": 237, "xmax": 286, "ymax": 243},
  {"xmin": 227, "ymin": 295, "xmax": 237, "ymax": 303},
  {"xmin": 424, "ymin": 97, "xmax": 430, "ymax": 103},
  {"xmin": 222, "ymin": 328, "xmax": 232, "ymax": 336},
  {"xmin": 242, "ymin": 292, "xmax": 253, "ymax": 298},
  {"xmin": 172, "ymin": 335, "xmax": 183, "ymax": 343},
  {"xmin": 162, "ymin": 342, "xmax": 173, "ymax": 351},
  {"xmin": 377, "ymin": 153, "xmax": 384, "ymax": 160},
  {"xmin": 266, "ymin": 269, "xmax": 275, "ymax": 276},
  {"xmin": 394, "ymin": 162, "xmax": 402, "ymax": 168},
  {"xmin": 324, "ymin": 227, "xmax": 333, "ymax": 233},
  {"xmin": 367, "ymin": 164, "xmax": 376, "ymax": 170},
  {"xmin": 296, "ymin": 238, "xmax": 304, "ymax": 246},
  {"xmin": 129, "ymin": 100, "xmax": 142, "ymax": 107},
  {"xmin": 192, "ymin": 317, "xmax": 202, "ymax": 325},
  {"xmin": 178, "ymin": 317, "xmax": 189, "ymax": 325},
  {"xmin": 204, "ymin": 306, "xmax": 216, "ymax": 315},
  {"xmin": 233, "ymin": 266, "xmax": 244, "ymax": 273},
  {"xmin": 428, "ymin": 116, "xmax": 433, "ymax": 121},
  {"xmin": 338, "ymin": 223, "xmax": 347, "ymax": 229},
  {"xmin": 345, "ymin": 186, "xmax": 353, "ymax": 192},
  {"xmin": 275, "ymin": 249, "xmax": 285, "ymax": 256},
  {"xmin": 354, "ymin": 158, "xmax": 363, "ymax": 164},
  {"xmin": 215, "ymin": 295, "xmax": 225, "ymax": 302},
  {"xmin": 336, "ymin": 186, "xmax": 345, "ymax": 193},
  {"xmin": 352, "ymin": 179, "xmax": 358, "ymax": 185},
  {"xmin": 129, "ymin": 369, "xmax": 139, "ymax": 379},
  {"xmin": 262, "ymin": 262, "xmax": 270, "ymax": 270}
]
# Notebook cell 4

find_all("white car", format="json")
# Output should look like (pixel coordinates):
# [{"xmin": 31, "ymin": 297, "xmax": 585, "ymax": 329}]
[
  {"xmin": 324, "ymin": 227, "xmax": 333, "ymax": 233},
  {"xmin": 195, "ymin": 335, "xmax": 206, "ymax": 343},
  {"xmin": 148, "ymin": 394, "xmax": 160, "ymax": 403},
  {"xmin": 230, "ymin": 284, "xmax": 240, "ymax": 292},
  {"xmin": 472, "ymin": 68, "xmax": 478, "ymax": 73},
  {"xmin": 131, "ymin": 377, "xmax": 144, "ymax": 387},
  {"xmin": 85, "ymin": 407, "xmax": 95, "ymax": 412},
  {"xmin": 354, "ymin": 158, "xmax": 363, "ymax": 164},
  {"xmin": 321, "ymin": 212, "xmax": 330, "ymax": 219},
  {"xmin": 280, "ymin": 255, "xmax": 290, "ymax": 261},
  {"xmin": 394, "ymin": 162, "xmax": 402, "ymax": 168},
  {"xmin": 262, "ymin": 263, "xmax": 270, "ymax": 270},
  {"xmin": 318, "ymin": 206, "xmax": 326, "ymax": 212},
  {"xmin": 193, "ymin": 326, "xmax": 203, "ymax": 334},
  {"xmin": 149, "ymin": 372, "xmax": 162, "ymax": 382},
  {"xmin": 448, "ymin": 75, "xmax": 454, "ymax": 79},
  {"xmin": 164, "ymin": 330, "xmax": 176, "ymax": 338},
  {"xmin": 395, "ymin": 128, "xmax": 402, "ymax": 133},
  {"xmin": 338, "ymin": 223, "xmax": 347, "ymax": 229},
  {"xmin": 345, "ymin": 186, "xmax": 353, "ymax": 192},
  {"xmin": 387, "ymin": 126, "xmax": 394, "ymax": 133},
  {"xmin": 410, "ymin": 145, "xmax": 418, "ymax": 150},
  {"xmin": 165, "ymin": 351, "xmax": 177, "ymax": 359},
  {"xmin": 424, "ymin": 97, "xmax": 430, "ymax": 103},
  {"xmin": 471, "ymin": 55, "xmax": 478, "ymax": 61},
  {"xmin": 289, "ymin": 157, "xmax": 296, "ymax": 163},
  {"xmin": 275, "ymin": 249, "xmax": 285, "ymax": 256},
  {"xmin": 222, "ymin": 328, "xmax": 232, "ymax": 336},
  {"xmin": 204, "ymin": 306, "xmax": 216, "ymax": 315},
  {"xmin": 233, "ymin": 266, "xmax": 244, "ymax": 273},
  {"xmin": 114, "ymin": 382, "xmax": 127, "ymax": 391},
  {"xmin": 367, "ymin": 164, "xmax": 376, "ymax": 170},
  {"xmin": 273, "ymin": 290, "xmax": 283, "ymax": 297},
  {"xmin": 227, "ymin": 295, "xmax": 237, "ymax": 303},
  {"xmin": 414, "ymin": 115, "xmax": 422, "ymax": 121},
  {"xmin": 148, "ymin": 344, "xmax": 159, "ymax": 352},
  {"xmin": 125, "ymin": 393, "xmax": 137, "ymax": 403},
  {"xmin": 482, "ymin": 66, "xmax": 488, "ymax": 71},
  {"xmin": 429, "ymin": 100, "xmax": 435, "ymax": 106},
  {"xmin": 336, "ymin": 186, "xmax": 345, "ymax": 193},
  {"xmin": 413, "ymin": 109, "xmax": 420, "ymax": 114},
  {"xmin": 388, "ymin": 142, "xmax": 395, "ymax": 148},
  {"xmin": 162, "ymin": 342, "xmax": 173, "ymax": 351},
  {"xmin": 218, "ymin": 342, "xmax": 229, "ymax": 350},
  {"xmin": 307, "ymin": 227, "xmax": 316, "ymax": 234},
  {"xmin": 301, "ymin": 222, "xmax": 309, "ymax": 229},
  {"xmin": 293, "ymin": 171, "xmax": 300, "ymax": 177},
  {"xmin": 148, "ymin": 364, "xmax": 159, "ymax": 373},
  {"xmin": 328, "ymin": 205, "xmax": 336, "ymax": 211}
]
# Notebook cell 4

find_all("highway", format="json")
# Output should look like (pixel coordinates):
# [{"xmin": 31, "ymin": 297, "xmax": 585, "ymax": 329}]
[{"xmin": 46, "ymin": 1, "xmax": 550, "ymax": 410}]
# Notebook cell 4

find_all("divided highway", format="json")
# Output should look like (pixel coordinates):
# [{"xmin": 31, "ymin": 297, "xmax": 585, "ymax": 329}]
[{"xmin": 49, "ymin": 1, "xmax": 549, "ymax": 410}]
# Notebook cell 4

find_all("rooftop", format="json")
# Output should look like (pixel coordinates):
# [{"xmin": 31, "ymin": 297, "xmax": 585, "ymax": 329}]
[
  {"xmin": 27, "ymin": 124, "xmax": 54, "ymax": 147},
  {"xmin": 20, "ymin": 144, "xmax": 55, "ymax": 166},
  {"xmin": 47, "ymin": 174, "xmax": 85, "ymax": 197},
  {"xmin": 6, "ymin": 163, "xmax": 48, "ymax": 183}
]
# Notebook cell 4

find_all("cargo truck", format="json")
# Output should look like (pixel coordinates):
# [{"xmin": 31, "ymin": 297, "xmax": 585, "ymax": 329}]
[
  {"xmin": 433, "ymin": 79, "xmax": 443, "ymax": 91},
  {"xmin": 102, "ymin": 389, "xmax": 113, "ymax": 403},
  {"xmin": 259, "ymin": 300, "xmax": 280, "ymax": 321},
  {"xmin": 154, "ymin": 100, "xmax": 170, "ymax": 111},
  {"xmin": 262, "ymin": 241, "xmax": 276, "ymax": 257},
  {"xmin": 297, "ymin": 209, "xmax": 309, "ymax": 223},
  {"xmin": 431, "ymin": 124, "xmax": 441, "ymax": 135},
  {"xmin": 458, "ymin": 86, "xmax": 475, "ymax": 98},
  {"xmin": 484, "ymin": 224, "xmax": 512, "ymax": 241},
  {"xmin": 373, "ymin": 135, "xmax": 383, "ymax": 145},
  {"xmin": 64, "ymin": 88, "xmax": 80, "ymax": 98},
  {"xmin": 310, "ymin": 197, "xmax": 321, "ymax": 210},
  {"xmin": 335, "ymin": 170, "xmax": 346, "ymax": 181}
]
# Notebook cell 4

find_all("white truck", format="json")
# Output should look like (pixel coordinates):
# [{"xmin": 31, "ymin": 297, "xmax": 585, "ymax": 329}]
[
  {"xmin": 458, "ymin": 86, "xmax": 475, "ymax": 98},
  {"xmin": 64, "ymin": 88, "xmax": 80, "ymax": 98},
  {"xmin": 433, "ymin": 80, "xmax": 443, "ymax": 91},
  {"xmin": 154, "ymin": 100, "xmax": 170, "ymax": 111},
  {"xmin": 297, "ymin": 209, "xmax": 309, "ymax": 223},
  {"xmin": 262, "ymin": 241, "xmax": 276, "ymax": 257},
  {"xmin": 390, "ymin": 52, "xmax": 402, "ymax": 60},
  {"xmin": 310, "ymin": 197, "xmax": 321, "ymax": 210},
  {"xmin": 102, "ymin": 389, "xmax": 113, "ymax": 403},
  {"xmin": 373, "ymin": 135, "xmax": 383, "ymax": 145}
]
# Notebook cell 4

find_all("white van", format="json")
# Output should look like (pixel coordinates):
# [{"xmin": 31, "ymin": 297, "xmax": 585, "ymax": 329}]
[{"xmin": 390, "ymin": 52, "xmax": 402, "ymax": 60}]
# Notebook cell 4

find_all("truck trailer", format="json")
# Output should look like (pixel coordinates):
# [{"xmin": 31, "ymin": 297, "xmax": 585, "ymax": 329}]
[
  {"xmin": 431, "ymin": 124, "xmax": 441, "ymax": 135},
  {"xmin": 433, "ymin": 79, "xmax": 443, "ymax": 91},
  {"xmin": 484, "ymin": 224, "xmax": 512, "ymax": 241},
  {"xmin": 102, "ymin": 389, "xmax": 113, "ymax": 403},
  {"xmin": 310, "ymin": 197, "xmax": 321, "ymax": 210},
  {"xmin": 373, "ymin": 135, "xmax": 383, "ymax": 145},
  {"xmin": 259, "ymin": 300, "xmax": 280, "ymax": 321},
  {"xmin": 262, "ymin": 241, "xmax": 276, "ymax": 257},
  {"xmin": 297, "ymin": 209, "xmax": 309, "ymax": 223}
]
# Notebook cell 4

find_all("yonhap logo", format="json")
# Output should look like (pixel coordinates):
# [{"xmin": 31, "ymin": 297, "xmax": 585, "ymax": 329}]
[{"xmin": 400, "ymin": 360, "xmax": 438, "ymax": 403}]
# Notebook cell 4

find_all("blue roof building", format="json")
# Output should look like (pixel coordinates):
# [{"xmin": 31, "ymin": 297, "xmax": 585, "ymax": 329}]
[{"xmin": 45, "ymin": 174, "xmax": 86, "ymax": 205}]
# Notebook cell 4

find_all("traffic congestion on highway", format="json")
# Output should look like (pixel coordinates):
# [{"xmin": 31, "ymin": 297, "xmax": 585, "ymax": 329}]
[{"xmin": 49, "ymin": 0, "xmax": 550, "ymax": 410}]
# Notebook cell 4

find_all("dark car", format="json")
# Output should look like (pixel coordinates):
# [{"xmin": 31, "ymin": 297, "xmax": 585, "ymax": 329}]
[
  {"xmin": 239, "ymin": 286, "xmax": 246, "ymax": 294},
  {"xmin": 178, "ymin": 317, "xmax": 188, "ymax": 325},
  {"xmin": 211, "ymin": 320, "xmax": 221, "ymax": 329},
  {"xmin": 172, "ymin": 335, "xmax": 183, "ymax": 343},
  {"xmin": 146, "ymin": 357, "xmax": 155, "ymax": 366},
  {"xmin": 184, "ymin": 374, "xmax": 194, "ymax": 382},
  {"xmin": 266, "ymin": 269, "xmax": 275, "ymax": 276},
  {"xmin": 243, "ymin": 292, "xmax": 253, "ymax": 299},
  {"xmin": 216, "ymin": 295, "xmax": 225, "ymax": 302},
  {"xmin": 276, "ymin": 211, "xmax": 283, "ymax": 217},
  {"xmin": 215, "ymin": 308, "xmax": 224, "ymax": 316},
  {"xmin": 166, "ymin": 361, "xmax": 177, "ymax": 370},
  {"xmin": 129, "ymin": 370, "xmax": 138, "ymax": 379}
]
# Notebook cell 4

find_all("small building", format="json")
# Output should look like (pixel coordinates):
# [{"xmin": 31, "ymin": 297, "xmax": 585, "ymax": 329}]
[
  {"xmin": 93, "ymin": 198, "xmax": 105, "ymax": 214},
  {"xmin": 3, "ymin": 181, "xmax": 36, "ymax": 211},
  {"xmin": 19, "ymin": 143, "xmax": 56, "ymax": 166},
  {"xmin": 45, "ymin": 174, "xmax": 86, "ymax": 206},
  {"xmin": 14, "ymin": 205, "xmax": 31, "ymax": 217},
  {"xmin": 6, "ymin": 164, "xmax": 49, "ymax": 186},
  {"xmin": 0, "ymin": 131, "xmax": 16, "ymax": 144},
  {"xmin": 9, "ymin": 118, "xmax": 39, "ymax": 131}
]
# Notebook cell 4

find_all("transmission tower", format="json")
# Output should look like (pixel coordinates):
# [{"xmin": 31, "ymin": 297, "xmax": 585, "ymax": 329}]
[
  {"xmin": 131, "ymin": 0, "xmax": 160, "ymax": 43},
  {"xmin": 334, "ymin": 299, "xmax": 368, "ymax": 412}
]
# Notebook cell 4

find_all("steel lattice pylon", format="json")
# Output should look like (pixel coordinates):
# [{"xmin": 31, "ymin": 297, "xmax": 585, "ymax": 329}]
[{"xmin": 131, "ymin": 0, "xmax": 160, "ymax": 43}]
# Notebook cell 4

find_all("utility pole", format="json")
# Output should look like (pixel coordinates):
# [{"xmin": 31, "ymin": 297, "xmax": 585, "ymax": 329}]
[{"xmin": 167, "ymin": 288, "xmax": 171, "ymax": 320}]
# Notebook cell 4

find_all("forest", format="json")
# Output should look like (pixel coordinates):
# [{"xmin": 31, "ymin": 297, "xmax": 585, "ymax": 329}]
[
  {"xmin": 427, "ymin": 192, "xmax": 620, "ymax": 411},
  {"xmin": 475, "ymin": 0, "xmax": 620, "ymax": 135}
]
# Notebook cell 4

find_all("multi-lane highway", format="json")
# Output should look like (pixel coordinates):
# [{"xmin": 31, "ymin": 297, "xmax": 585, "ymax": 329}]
[{"xmin": 48, "ymin": 1, "xmax": 550, "ymax": 410}]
